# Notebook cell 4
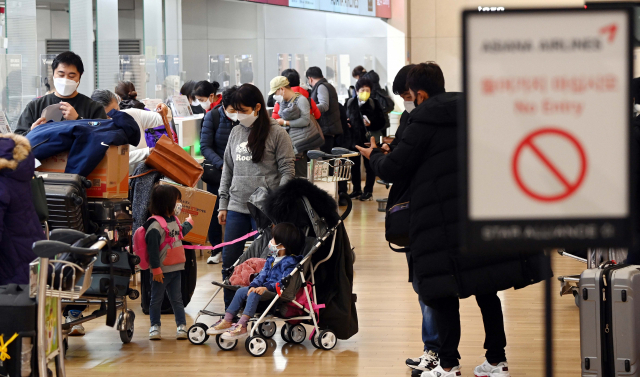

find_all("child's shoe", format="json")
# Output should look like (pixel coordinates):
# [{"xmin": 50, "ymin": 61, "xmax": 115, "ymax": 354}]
[
  {"xmin": 221, "ymin": 324, "xmax": 248, "ymax": 340},
  {"xmin": 206, "ymin": 319, "xmax": 233, "ymax": 335},
  {"xmin": 421, "ymin": 364, "xmax": 462, "ymax": 377},
  {"xmin": 474, "ymin": 360, "xmax": 510, "ymax": 377},
  {"xmin": 149, "ymin": 325, "xmax": 161, "ymax": 340},
  {"xmin": 176, "ymin": 324, "xmax": 188, "ymax": 340}
]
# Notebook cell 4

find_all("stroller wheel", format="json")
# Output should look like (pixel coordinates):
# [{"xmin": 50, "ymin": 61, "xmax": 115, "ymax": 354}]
[
  {"xmin": 216, "ymin": 334, "xmax": 238, "ymax": 350},
  {"xmin": 311, "ymin": 331, "xmax": 321, "ymax": 349},
  {"xmin": 317, "ymin": 330, "xmax": 337, "ymax": 350},
  {"xmin": 281, "ymin": 324, "xmax": 292, "ymax": 342},
  {"xmin": 188, "ymin": 324, "xmax": 209, "ymax": 345},
  {"xmin": 245, "ymin": 336, "xmax": 268, "ymax": 357},
  {"xmin": 288, "ymin": 324, "xmax": 306, "ymax": 344},
  {"xmin": 258, "ymin": 321, "xmax": 277, "ymax": 338}
]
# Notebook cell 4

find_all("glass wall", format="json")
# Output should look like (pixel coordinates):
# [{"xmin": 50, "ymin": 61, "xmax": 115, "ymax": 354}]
[
  {"xmin": 69, "ymin": 0, "xmax": 94, "ymax": 95},
  {"xmin": 235, "ymin": 55, "xmax": 254, "ymax": 85},
  {"xmin": 6, "ymin": 0, "xmax": 37, "ymax": 118},
  {"xmin": 96, "ymin": 0, "xmax": 119, "ymax": 91},
  {"xmin": 119, "ymin": 55, "xmax": 147, "ymax": 99},
  {"xmin": 209, "ymin": 55, "xmax": 231, "ymax": 91},
  {"xmin": 38, "ymin": 54, "xmax": 57, "ymax": 98},
  {"xmin": 143, "ymin": 0, "xmax": 164, "ymax": 98},
  {"xmin": 2, "ymin": 56, "xmax": 24, "ymax": 130}
]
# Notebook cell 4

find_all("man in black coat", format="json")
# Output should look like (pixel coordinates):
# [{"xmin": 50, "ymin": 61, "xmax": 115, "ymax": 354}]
[{"xmin": 358, "ymin": 63, "xmax": 550, "ymax": 377}]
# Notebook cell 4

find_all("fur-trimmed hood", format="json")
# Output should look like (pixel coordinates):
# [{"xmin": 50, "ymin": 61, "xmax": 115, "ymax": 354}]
[
  {"xmin": 264, "ymin": 178, "xmax": 340, "ymax": 229},
  {"xmin": 0, "ymin": 133, "xmax": 33, "ymax": 182}
]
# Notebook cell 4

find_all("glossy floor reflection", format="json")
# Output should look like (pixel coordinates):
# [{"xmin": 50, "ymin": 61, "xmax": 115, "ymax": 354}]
[{"xmin": 64, "ymin": 185, "xmax": 584, "ymax": 376}]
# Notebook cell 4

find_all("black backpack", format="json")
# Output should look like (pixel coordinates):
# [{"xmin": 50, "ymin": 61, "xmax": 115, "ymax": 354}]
[{"xmin": 385, "ymin": 179, "xmax": 411, "ymax": 251}]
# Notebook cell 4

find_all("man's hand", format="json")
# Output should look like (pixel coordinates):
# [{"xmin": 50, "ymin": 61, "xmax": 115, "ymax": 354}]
[
  {"xmin": 249, "ymin": 287, "xmax": 268, "ymax": 296},
  {"xmin": 31, "ymin": 117, "xmax": 47, "ymax": 130},
  {"xmin": 276, "ymin": 118, "xmax": 285, "ymax": 126},
  {"xmin": 218, "ymin": 210, "xmax": 227, "ymax": 225},
  {"xmin": 381, "ymin": 144, "xmax": 391, "ymax": 154},
  {"xmin": 356, "ymin": 137, "xmax": 378, "ymax": 160},
  {"xmin": 364, "ymin": 118, "xmax": 371, "ymax": 127},
  {"xmin": 59, "ymin": 102, "xmax": 79, "ymax": 120},
  {"xmin": 153, "ymin": 273, "xmax": 164, "ymax": 284}
]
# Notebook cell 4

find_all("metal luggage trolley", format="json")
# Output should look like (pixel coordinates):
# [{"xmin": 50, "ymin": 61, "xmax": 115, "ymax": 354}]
[
  {"xmin": 307, "ymin": 148, "xmax": 359, "ymax": 201},
  {"xmin": 29, "ymin": 231, "xmax": 105, "ymax": 377}
]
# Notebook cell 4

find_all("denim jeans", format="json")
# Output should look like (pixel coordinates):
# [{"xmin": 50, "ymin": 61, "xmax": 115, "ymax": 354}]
[
  {"xmin": 226, "ymin": 286, "xmax": 262, "ymax": 318},
  {"xmin": 222, "ymin": 210, "xmax": 257, "ymax": 308},
  {"xmin": 150, "ymin": 271, "xmax": 186, "ymax": 327},
  {"xmin": 206, "ymin": 182, "xmax": 223, "ymax": 255},
  {"xmin": 412, "ymin": 275, "xmax": 440, "ymax": 353}
]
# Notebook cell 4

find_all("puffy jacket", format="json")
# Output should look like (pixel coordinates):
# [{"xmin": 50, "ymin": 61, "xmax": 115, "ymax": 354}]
[
  {"xmin": 200, "ymin": 106, "xmax": 238, "ymax": 169},
  {"xmin": 0, "ymin": 134, "xmax": 43, "ymax": 285},
  {"xmin": 249, "ymin": 254, "xmax": 302, "ymax": 292},
  {"xmin": 345, "ymin": 97, "xmax": 386, "ymax": 149},
  {"xmin": 26, "ymin": 110, "xmax": 141, "ymax": 177},
  {"xmin": 273, "ymin": 87, "xmax": 321, "ymax": 120},
  {"xmin": 369, "ymin": 92, "xmax": 551, "ymax": 302}
]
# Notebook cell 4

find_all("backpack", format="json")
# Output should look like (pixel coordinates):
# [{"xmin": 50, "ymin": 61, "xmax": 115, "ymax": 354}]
[
  {"xmin": 132, "ymin": 216, "xmax": 184, "ymax": 270},
  {"xmin": 385, "ymin": 179, "xmax": 411, "ymax": 251}
]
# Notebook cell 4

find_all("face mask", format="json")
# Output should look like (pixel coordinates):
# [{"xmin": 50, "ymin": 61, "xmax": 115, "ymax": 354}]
[
  {"xmin": 273, "ymin": 94, "xmax": 284, "ymax": 103},
  {"xmin": 191, "ymin": 101, "xmax": 199, "ymax": 107},
  {"xmin": 404, "ymin": 100, "xmax": 416, "ymax": 113},
  {"xmin": 174, "ymin": 203, "xmax": 183, "ymax": 216},
  {"xmin": 198, "ymin": 99, "xmax": 211, "ymax": 110},
  {"xmin": 237, "ymin": 111, "xmax": 258, "ymax": 128},
  {"xmin": 225, "ymin": 110, "xmax": 238, "ymax": 122},
  {"xmin": 358, "ymin": 91, "xmax": 370, "ymax": 102},
  {"xmin": 268, "ymin": 241, "xmax": 283, "ymax": 256},
  {"xmin": 54, "ymin": 77, "xmax": 79, "ymax": 97}
]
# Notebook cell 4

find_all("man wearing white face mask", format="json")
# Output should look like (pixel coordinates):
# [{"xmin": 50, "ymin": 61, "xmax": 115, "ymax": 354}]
[{"xmin": 15, "ymin": 51, "xmax": 107, "ymax": 136}]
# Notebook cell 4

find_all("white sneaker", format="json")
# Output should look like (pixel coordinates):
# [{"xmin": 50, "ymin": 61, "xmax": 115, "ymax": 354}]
[
  {"xmin": 207, "ymin": 253, "xmax": 221, "ymax": 264},
  {"xmin": 474, "ymin": 360, "xmax": 510, "ymax": 377},
  {"xmin": 66, "ymin": 310, "xmax": 85, "ymax": 336},
  {"xmin": 149, "ymin": 325, "xmax": 161, "ymax": 340},
  {"xmin": 422, "ymin": 364, "xmax": 462, "ymax": 377},
  {"xmin": 406, "ymin": 350, "xmax": 439, "ymax": 371},
  {"xmin": 176, "ymin": 324, "xmax": 188, "ymax": 340}
]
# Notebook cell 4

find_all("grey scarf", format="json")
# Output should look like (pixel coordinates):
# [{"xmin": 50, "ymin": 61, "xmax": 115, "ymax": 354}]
[{"xmin": 277, "ymin": 93, "xmax": 302, "ymax": 121}]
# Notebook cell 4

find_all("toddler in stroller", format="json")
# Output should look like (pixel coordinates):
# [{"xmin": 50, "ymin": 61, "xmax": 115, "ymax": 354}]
[
  {"xmin": 187, "ymin": 179, "xmax": 358, "ymax": 356},
  {"xmin": 208, "ymin": 223, "xmax": 304, "ymax": 339}
]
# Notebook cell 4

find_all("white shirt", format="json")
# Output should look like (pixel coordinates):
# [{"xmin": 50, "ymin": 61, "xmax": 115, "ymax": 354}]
[
  {"xmin": 121, "ymin": 108, "xmax": 163, "ymax": 172},
  {"xmin": 272, "ymin": 256, "xmax": 285, "ymax": 267}
]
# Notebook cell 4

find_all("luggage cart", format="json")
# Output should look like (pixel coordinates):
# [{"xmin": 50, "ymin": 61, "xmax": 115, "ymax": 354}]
[
  {"xmin": 307, "ymin": 148, "xmax": 359, "ymax": 201},
  {"xmin": 29, "ymin": 233, "xmax": 105, "ymax": 377}
]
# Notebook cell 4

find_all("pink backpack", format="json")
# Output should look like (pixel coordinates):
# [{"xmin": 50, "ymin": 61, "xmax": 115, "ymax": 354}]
[{"xmin": 133, "ymin": 216, "xmax": 184, "ymax": 270}]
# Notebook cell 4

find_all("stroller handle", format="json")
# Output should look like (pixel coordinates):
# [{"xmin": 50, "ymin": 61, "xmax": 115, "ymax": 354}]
[
  {"xmin": 32, "ymin": 238, "xmax": 105, "ymax": 259},
  {"xmin": 339, "ymin": 192, "xmax": 352, "ymax": 221}
]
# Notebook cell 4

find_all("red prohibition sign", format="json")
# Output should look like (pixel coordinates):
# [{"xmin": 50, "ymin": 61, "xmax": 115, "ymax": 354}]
[{"xmin": 512, "ymin": 128, "xmax": 587, "ymax": 202}]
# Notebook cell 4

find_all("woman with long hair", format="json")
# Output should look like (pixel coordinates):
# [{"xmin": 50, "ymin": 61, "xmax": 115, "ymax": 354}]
[{"xmin": 216, "ymin": 83, "xmax": 295, "ymax": 310}]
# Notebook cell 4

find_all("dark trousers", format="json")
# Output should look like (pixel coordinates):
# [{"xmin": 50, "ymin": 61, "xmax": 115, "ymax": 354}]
[
  {"xmin": 351, "ymin": 155, "xmax": 375, "ymax": 193},
  {"xmin": 221, "ymin": 210, "xmax": 257, "ymax": 308},
  {"xmin": 320, "ymin": 135, "xmax": 335, "ymax": 154},
  {"xmin": 206, "ymin": 182, "xmax": 223, "ymax": 255},
  {"xmin": 428, "ymin": 293, "xmax": 507, "ymax": 368}
]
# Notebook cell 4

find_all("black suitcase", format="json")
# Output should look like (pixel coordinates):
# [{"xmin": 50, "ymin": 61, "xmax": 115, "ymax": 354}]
[
  {"xmin": 88, "ymin": 198, "xmax": 134, "ymax": 249},
  {"xmin": 0, "ymin": 284, "xmax": 37, "ymax": 377},
  {"xmin": 81, "ymin": 248, "xmax": 139, "ymax": 298},
  {"xmin": 35, "ymin": 172, "xmax": 93, "ymax": 233},
  {"xmin": 140, "ymin": 248, "xmax": 198, "ymax": 314}
]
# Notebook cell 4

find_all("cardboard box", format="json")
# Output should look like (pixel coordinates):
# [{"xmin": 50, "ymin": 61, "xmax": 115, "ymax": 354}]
[
  {"xmin": 36, "ymin": 145, "xmax": 130, "ymax": 199},
  {"xmin": 160, "ymin": 180, "xmax": 217, "ymax": 245}
]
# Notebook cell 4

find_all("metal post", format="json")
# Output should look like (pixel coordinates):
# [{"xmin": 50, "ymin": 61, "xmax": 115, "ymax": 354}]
[{"xmin": 544, "ymin": 251, "xmax": 553, "ymax": 377}]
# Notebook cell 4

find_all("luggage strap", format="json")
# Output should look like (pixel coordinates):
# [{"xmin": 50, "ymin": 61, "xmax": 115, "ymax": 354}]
[{"xmin": 183, "ymin": 230, "xmax": 258, "ymax": 250}]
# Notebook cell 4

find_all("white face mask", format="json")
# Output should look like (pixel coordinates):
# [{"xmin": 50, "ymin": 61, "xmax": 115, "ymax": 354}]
[
  {"xmin": 268, "ymin": 240, "xmax": 283, "ymax": 257},
  {"xmin": 54, "ymin": 77, "xmax": 79, "ymax": 97},
  {"xmin": 174, "ymin": 202, "xmax": 183, "ymax": 216},
  {"xmin": 191, "ymin": 101, "xmax": 199, "ymax": 107},
  {"xmin": 198, "ymin": 99, "xmax": 211, "ymax": 110},
  {"xmin": 225, "ymin": 110, "xmax": 238, "ymax": 122},
  {"xmin": 404, "ymin": 100, "xmax": 416, "ymax": 113},
  {"xmin": 273, "ymin": 94, "xmax": 284, "ymax": 103},
  {"xmin": 237, "ymin": 110, "xmax": 258, "ymax": 128}
]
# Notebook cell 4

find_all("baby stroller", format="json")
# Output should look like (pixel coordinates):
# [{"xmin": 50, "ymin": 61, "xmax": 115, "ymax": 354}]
[{"xmin": 187, "ymin": 179, "xmax": 358, "ymax": 356}]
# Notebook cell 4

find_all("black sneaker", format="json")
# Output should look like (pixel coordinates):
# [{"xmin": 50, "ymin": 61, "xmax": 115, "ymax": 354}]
[
  {"xmin": 349, "ymin": 191, "xmax": 362, "ymax": 199},
  {"xmin": 359, "ymin": 192, "xmax": 373, "ymax": 201}
]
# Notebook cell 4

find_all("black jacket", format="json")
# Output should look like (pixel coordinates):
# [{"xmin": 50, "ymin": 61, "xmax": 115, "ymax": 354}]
[
  {"xmin": 346, "ymin": 97, "xmax": 386, "ymax": 149},
  {"xmin": 370, "ymin": 92, "xmax": 550, "ymax": 301},
  {"xmin": 389, "ymin": 110, "xmax": 408, "ymax": 151},
  {"xmin": 264, "ymin": 179, "xmax": 358, "ymax": 340},
  {"xmin": 200, "ymin": 106, "xmax": 238, "ymax": 170},
  {"xmin": 335, "ymin": 103, "xmax": 352, "ymax": 150}
]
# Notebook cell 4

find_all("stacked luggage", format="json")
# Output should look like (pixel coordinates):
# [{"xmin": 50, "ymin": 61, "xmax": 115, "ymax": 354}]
[
  {"xmin": 578, "ymin": 250, "xmax": 640, "ymax": 377},
  {"xmin": 35, "ymin": 172, "xmax": 93, "ymax": 232}
]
